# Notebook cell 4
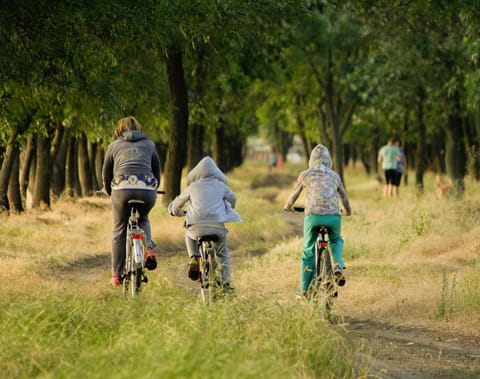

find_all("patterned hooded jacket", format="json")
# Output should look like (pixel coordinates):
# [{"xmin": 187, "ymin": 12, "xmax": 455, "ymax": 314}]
[
  {"xmin": 285, "ymin": 144, "xmax": 351, "ymax": 215},
  {"xmin": 168, "ymin": 156, "xmax": 242, "ymax": 225}
]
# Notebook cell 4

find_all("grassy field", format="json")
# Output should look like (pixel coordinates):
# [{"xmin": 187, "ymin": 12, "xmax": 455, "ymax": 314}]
[{"xmin": 1, "ymin": 159, "xmax": 480, "ymax": 378}]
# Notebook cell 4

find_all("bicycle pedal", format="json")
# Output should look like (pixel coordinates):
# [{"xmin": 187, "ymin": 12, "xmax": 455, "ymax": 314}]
[{"xmin": 142, "ymin": 275, "xmax": 148, "ymax": 283}]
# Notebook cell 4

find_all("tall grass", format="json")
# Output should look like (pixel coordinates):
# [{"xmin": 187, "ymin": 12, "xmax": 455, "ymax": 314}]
[
  {"xmin": 2, "ymin": 161, "xmax": 480, "ymax": 378},
  {"xmin": 0, "ymin": 285, "xmax": 360, "ymax": 379}
]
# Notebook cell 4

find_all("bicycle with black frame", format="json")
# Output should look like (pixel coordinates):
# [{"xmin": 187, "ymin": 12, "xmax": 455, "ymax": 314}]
[
  {"xmin": 290, "ymin": 206, "xmax": 343, "ymax": 320},
  {"xmin": 196, "ymin": 234, "xmax": 224, "ymax": 305}
]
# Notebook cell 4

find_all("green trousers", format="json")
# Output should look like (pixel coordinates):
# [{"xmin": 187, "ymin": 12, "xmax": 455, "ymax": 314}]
[{"xmin": 301, "ymin": 214, "xmax": 345, "ymax": 292}]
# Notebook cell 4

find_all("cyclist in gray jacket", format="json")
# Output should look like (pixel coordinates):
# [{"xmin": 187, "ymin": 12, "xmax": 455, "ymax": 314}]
[
  {"xmin": 102, "ymin": 116, "xmax": 161, "ymax": 286},
  {"xmin": 168, "ymin": 156, "xmax": 242, "ymax": 287}
]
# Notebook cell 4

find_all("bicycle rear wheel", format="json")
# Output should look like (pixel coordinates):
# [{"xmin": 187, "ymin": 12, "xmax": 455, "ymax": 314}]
[
  {"xmin": 123, "ymin": 238, "xmax": 143, "ymax": 296},
  {"xmin": 123, "ymin": 237, "xmax": 133, "ymax": 296},
  {"xmin": 313, "ymin": 247, "xmax": 335, "ymax": 320},
  {"xmin": 199, "ymin": 242, "xmax": 218, "ymax": 305}
]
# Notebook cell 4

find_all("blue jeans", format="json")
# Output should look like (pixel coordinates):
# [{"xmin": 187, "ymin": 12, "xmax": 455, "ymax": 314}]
[{"xmin": 301, "ymin": 214, "xmax": 345, "ymax": 292}]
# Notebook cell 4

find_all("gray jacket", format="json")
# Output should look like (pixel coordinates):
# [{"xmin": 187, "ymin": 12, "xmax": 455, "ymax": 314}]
[
  {"xmin": 102, "ymin": 131, "xmax": 161, "ymax": 195},
  {"xmin": 168, "ymin": 156, "xmax": 242, "ymax": 225}
]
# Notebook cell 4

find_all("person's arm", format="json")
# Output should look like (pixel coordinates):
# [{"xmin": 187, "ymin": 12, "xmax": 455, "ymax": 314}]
[
  {"xmin": 283, "ymin": 174, "xmax": 304, "ymax": 211},
  {"xmin": 168, "ymin": 188, "xmax": 190, "ymax": 216},
  {"xmin": 102, "ymin": 147, "xmax": 114, "ymax": 196},
  {"xmin": 224, "ymin": 186, "xmax": 237, "ymax": 208},
  {"xmin": 151, "ymin": 151, "xmax": 161, "ymax": 186},
  {"xmin": 338, "ymin": 183, "xmax": 352, "ymax": 216}
]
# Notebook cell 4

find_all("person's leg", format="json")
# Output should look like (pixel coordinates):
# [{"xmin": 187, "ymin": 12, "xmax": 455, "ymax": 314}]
[
  {"xmin": 111, "ymin": 191, "xmax": 130, "ymax": 277},
  {"xmin": 301, "ymin": 215, "xmax": 319, "ymax": 292},
  {"xmin": 184, "ymin": 234, "xmax": 198, "ymax": 258},
  {"xmin": 214, "ymin": 229, "xmax": 231, "ymax": 284},
  {"xmin": 322, "ymin": 215, "xmax": 345, "ymax": 268},
  {"xmin": 383, "ymin": 170, "xmax": 389, "ymax": 196},
  {"xmin": 136, "ymin": 190, "xmax": 157, "ymax": 248}
]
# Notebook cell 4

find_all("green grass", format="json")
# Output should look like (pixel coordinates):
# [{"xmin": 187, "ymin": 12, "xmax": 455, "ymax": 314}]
[
  {"xmin": 0, "ymin": 285, "xmax": 360, "ymax": 379},
  {"xmin": 2, "ymin": 161, "xmax": 480, "ymax": 378}
]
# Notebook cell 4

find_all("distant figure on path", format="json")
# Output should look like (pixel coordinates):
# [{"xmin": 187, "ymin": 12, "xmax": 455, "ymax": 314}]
[
  {"xmin": 377, "ymin": 138, "xmax": 400, "ymax": 197},
  {"xmin": 393, "ymin": 139, "xmax": 407, "ymax": 194}
]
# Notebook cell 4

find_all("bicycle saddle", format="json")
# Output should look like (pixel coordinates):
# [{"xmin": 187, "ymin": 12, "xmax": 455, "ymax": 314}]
[
  {"xmin": 128, "ymin": 199, "xmax": 145, "ymax": 205},
  {"xmin": 198, "ymin": 235, "xmax": 219, "ymax": 243}
]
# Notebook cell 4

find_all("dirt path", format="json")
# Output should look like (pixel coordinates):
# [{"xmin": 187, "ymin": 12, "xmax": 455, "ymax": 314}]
[{"xmin": 344, "ymin": 317, "xmax": 480, "ymax": 378}]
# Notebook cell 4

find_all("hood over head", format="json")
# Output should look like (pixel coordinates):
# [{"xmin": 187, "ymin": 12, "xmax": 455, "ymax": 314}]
[
  {"xmin": 187, "ymin": 156, "xmax": 227, "ymax": 185},
  {"xmin": 121, "ymin": 130, "xmax": 147, "ymax": 142},
  {"xmin": 308, "ymin": 144, "xmax": 333, "ymax": 169}
]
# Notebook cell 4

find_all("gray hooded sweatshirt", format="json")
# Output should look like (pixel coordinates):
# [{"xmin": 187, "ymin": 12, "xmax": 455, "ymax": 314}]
[
  {"xmin": 168, "ymin": 156, "xmax": 242, "ymax": 226},
  {"xmin": 102, "ymin": 130, "xmax": 161, "ymax": 195}
]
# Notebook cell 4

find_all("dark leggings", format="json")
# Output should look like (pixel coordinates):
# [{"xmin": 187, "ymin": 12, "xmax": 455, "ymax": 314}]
[{"xmin": 110, "ymin": 189, "xmax": 157, "ymax": 276}]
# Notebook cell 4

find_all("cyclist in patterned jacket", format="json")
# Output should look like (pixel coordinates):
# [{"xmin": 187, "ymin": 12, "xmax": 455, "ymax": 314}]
[
  {"xmin": 102, "ymin": 116, "xmax": 161, "ymax": 286},
  {"xmin": 284, "ymin": 144, "xmax": 352, "ymax": 297}
]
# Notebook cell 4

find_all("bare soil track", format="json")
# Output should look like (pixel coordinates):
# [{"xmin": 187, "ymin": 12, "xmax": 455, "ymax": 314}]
[{"xmin": 344, "ymin": 317, "xmax": 480, "ymax": 378}]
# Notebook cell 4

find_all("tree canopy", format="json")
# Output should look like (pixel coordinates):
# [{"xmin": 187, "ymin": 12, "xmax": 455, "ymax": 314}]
[{"xmin": 0, "ymin": 0, "xmax": 479, "ymax": 211}]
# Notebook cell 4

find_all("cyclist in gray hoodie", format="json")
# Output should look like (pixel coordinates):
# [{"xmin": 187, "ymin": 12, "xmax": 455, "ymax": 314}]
[
  {"xmin": 168, "ymin": 156, "xmax": 242, "ymax": 288},
  {"xmin": 102, "ymin": 116, "xmax": 161, "ymax": 286}
]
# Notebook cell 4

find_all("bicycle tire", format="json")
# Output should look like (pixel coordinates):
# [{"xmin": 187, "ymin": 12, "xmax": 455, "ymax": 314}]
[
  {"xmin": 123, "ymin": 236, "xmax": 134, "ymax": 296},
  {"xmin": 312, "ymin": 246, "xmax": 334, "ymax": 320},
  {"xmin": 199, "ymin": 241, "xmax": 219, "ymax": 305},
  {"xmin": 133, "ymin": 238, "xmax": 144, "ymax": 293}
]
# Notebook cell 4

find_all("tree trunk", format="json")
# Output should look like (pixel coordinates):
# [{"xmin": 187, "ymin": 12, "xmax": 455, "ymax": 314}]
[
  {"xmin": 65, "ymin": 136, "xmax": 77, "ymax": 197},
  {"xmin": 445, "ymin": 90, "xmax": 466, "ymax": 196},
  {"xmin": 415, "ymin": 85, "xmax": 427, "ymax": 193},
  {"xmin": 32, "ymin": 132, "xmax": 52, "ymax": 209},
  {"xmin": 88, "ymin": 140, "xmax": 100, "ymax": 191},
  {"xmin": 77, "ymin": 132, "xmax": 93, "ymax": 196},
  {"xmin": 296, "ymin": 94, "xmax": 311, "ymax": 165},
  {"xmin": 0, "ymin": 127, "xmax": 20, "ymax": 210},
  {"xmin": 187, "ymin": 47, "xmax": 208, "ymax": 170},
  {"xmin": 8, "ymin": 148, "xmax": 24, "ymax": 213},
  {"xmin": 213, "ymin": 120, "xmax": 226, "ymax": 172},
  {"xmin": 52, "ymin": 127, "xmax": 70, "ymax": 197},
  {"xmin": 21, "ymin": 134, "xmax": 36, "ymax": 200},
  {"xmin": 95, "ymin": 144, "xmax": 104, "ymax": 191},
  {"xmin": 187, "ymin": 122, "xmax": 204, "ymax": 170},
  {"xmin": 163, "ymin": 48, "xmax": 189, "ymax": 203}
]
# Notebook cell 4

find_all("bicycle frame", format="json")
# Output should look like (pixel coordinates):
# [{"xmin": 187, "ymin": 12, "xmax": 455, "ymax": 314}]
[
  {"xmin": 309, "ymin": 225, "xmax": 337, "ymax": 320},
  {"xmin": 123, "ymin": 200, "xmax": 147, "ymax": 296},
  {"xmin": 197, "ymin": 235, "xmax": 221, "ymax": 305},
  {"xmin": 290, "ymin": 206, "xmax": 338, "ymax": 319}
]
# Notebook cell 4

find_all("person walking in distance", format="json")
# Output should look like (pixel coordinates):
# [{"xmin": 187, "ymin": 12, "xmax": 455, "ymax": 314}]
[
  {"xmin": 377, "ymin": 138, "xmax": 400, "ymax": 197},
  {"xmin": 393, "ymin": 139, "xmax": 407, "ymax": 195},
  {"xmin": 168, "ymin": 156, "xmax": 242, "ymax": 290},
  {"xmin": 102, "ymin": 116, "xmax": 161, "ymax": 286},
  {"xmin": 284, "ymin": 144, "xmax": 352, "ymax": 298}
]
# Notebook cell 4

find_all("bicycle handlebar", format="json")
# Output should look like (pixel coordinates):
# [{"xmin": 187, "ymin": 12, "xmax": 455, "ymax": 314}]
[{"xmin": 292, "ymin": 206, "xmax": 305, "ymax": 212}]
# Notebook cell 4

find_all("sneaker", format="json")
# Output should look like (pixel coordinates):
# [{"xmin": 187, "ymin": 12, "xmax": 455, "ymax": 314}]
[
  {"xmin": 222, "ymin": 283, "xmax": 235, "ymax": 294},
  {"xmin": 111, "ymin": 275, "xmax": 122, "ymax": 286},
  {"xmin": 295, "ymin": 292, "xmax": 308, "ymax": 300},
  {"xmin": 145, "ymin": 248, "xmax": 157, "ymax": 271},
  {"xmin": 188, "ymin": 256, "xmax": 200, "ymax": 281},
  {"xmin": 334, "ymin": 264, "xmax": 346, "ymax": 287}
]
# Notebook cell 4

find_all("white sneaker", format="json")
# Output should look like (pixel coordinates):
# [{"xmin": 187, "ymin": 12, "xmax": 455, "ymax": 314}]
[{"xmin": 334, "ymin": 264, "xmax": 346, "ymax": 287}]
